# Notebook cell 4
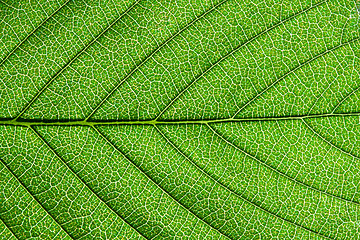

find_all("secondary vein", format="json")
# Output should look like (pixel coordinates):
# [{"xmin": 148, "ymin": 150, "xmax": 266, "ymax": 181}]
[
  {"xmin": 0, "ymin": 158, "xmax": 74, "ymax": 239},
  {"xmin": 93, "ymin": 125, "xmax": 232, "ymax": 240},
  {"xmin": 155, "ymin": 0, "xmax": 327, "ymax": 120},
  {"xmin": 0, "ymin": 0, "xmax": 71, "ymax": 68},
  {"xmin": 156, "ymin": 124, "xmax": 334, "ymax": 240},
  {"xmin": 29, "ymin": 126, "xmax": 149, "ymax": 240},
  {"xmin": 84, "ymin": 0, "xmax": 230, "ymax": 121},
  {"xmin": 13, "ymin": 0, "xmax": 142, "ymax": 121}
]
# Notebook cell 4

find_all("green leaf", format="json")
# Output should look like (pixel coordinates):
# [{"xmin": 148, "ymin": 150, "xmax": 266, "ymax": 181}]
[{"xmin": 0, "ymin": 0, "xmax": 359, "ymax": 239}]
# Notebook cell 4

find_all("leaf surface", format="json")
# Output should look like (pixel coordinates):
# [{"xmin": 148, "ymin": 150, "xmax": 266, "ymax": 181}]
[{"xmin": 0, "ymin": 0, "xmax": 359, "ymax": 239}]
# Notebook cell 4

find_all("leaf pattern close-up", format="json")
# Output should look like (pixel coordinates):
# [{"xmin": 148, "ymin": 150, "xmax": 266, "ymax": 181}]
[{"xmin": 0, "ymin": 0, "xmax": 359, "ymax": 239}]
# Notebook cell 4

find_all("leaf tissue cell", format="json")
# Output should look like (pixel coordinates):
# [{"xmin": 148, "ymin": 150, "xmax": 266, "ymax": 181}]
[{"xmin": 0, "ymin": 0, "xmax": 359, "ymax": 239}]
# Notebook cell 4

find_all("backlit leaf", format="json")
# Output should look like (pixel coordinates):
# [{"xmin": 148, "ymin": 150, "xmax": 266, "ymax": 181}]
[{"xmin": 0, "ymin": 0, "xmax": 359, "ymax": 239}]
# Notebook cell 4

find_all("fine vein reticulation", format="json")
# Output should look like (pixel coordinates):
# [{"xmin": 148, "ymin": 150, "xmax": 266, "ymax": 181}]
[{"xmin": 1, "ymin": 0, "xmax": 360, "ymax": 239}]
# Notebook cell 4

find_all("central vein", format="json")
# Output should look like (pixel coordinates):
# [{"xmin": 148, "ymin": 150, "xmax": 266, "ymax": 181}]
[{"xmin": 0, "ymin": 112, "xmax": 359, "ymax": 127}]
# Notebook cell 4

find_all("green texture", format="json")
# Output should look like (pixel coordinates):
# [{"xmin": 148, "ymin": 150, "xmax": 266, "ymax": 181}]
[{"xmin": 0, "ymin": 0, "xmax": 359, "ymax": 239}]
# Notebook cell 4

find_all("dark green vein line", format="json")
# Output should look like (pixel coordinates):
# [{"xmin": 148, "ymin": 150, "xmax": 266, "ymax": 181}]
[
  {"xmin": 155, "ymin": 0, "xmax": 327, "ymax": 120},
  {"xmin": 0, "ymin": 0, "xmax": 71, "ymax": 68},
  {"xmin": 332, "ymin": 85, "xmax": 360, "ymax": 113},
  {"xmin": 92, "ymin": 126, "xmax": 232, "ymax": 240},
  {"xmin": 156, "ymin": 125, "xmax": 333, "ymax": 239},
  {"xmin": 29, "ymin": 126, "xmax": 148, "ymax": 240},
  {"xmin": 84, "ymin": 0, "xmax": 230, "ymax": 121},
  {"xmin": 13, "ymin": 0, "xmax": 141, "ymax": 121},
  {"xmin": 207, "ymin": 123, "xmax": 359, "ymax": 223},
  {"xmin": 232, "ymin": 37, "xmax": 360, "ymax": 118},
  {"xmin": 301, "ymin": 119, "xmax": 360, "ymax": 161},
  {"xmin": 0, "ymin": 159, "xmax": 74, "ymax": 239},
  {"xmin": 1, "ymin": 112, "xmax": 360, "ymax": 126},
  {"xmin": 0, "ymin": 213, "xmax": 19, "ymax": 240}
]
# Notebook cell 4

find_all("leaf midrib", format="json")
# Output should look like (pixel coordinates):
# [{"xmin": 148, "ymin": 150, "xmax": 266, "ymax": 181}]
[{"xmin": 1, "ymin": 112, "xmax": 359, "ymax": 127}]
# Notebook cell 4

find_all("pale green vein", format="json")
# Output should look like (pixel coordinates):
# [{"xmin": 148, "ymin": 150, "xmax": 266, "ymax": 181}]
[
  {"xmin": 155, "ymin": 0, "xmax": 327, "ymax": 120},
  {"xmin": 13, "ymin": 0, "xmax": 141, "ymax": 121},
  {"xmin": 232, "ymin": 37, "xmax": 360, "ymax": 118},
  {"xmin": 156, "ymin": 125, "xmax": 333, "ymax": 239},
  {"xmin": 29, "ymin": 126, "xmax": 148, "ymax": 240},
  {"xmin": 1, "ymin": 112, "xmax": 360, "ymax": 127},
  {"xmin": 84, "ymin": 0, "xmax": 230, "ymax": 121},
  {"xmin": 0, "ymin": 0, "xmax": 71, "ymax": 67},
  {"xmin": 0, "ymin": 158, "xmax": 74, "ymax": 239},
  {"xmin": 92, "ymin": 126, "xmax": 232, "ymax": 240}
]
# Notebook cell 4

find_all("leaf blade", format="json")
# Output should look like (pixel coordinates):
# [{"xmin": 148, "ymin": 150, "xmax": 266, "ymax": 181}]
[{"xmin": 1, "ymin": 0, "xmax": 360, "ymax": 239}]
